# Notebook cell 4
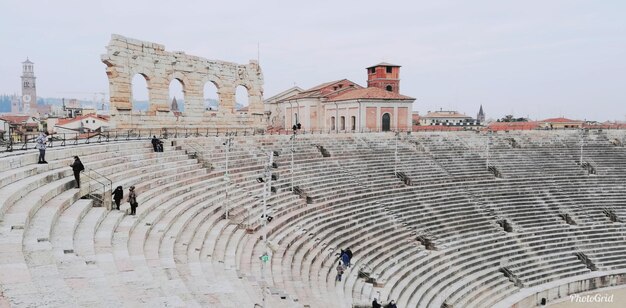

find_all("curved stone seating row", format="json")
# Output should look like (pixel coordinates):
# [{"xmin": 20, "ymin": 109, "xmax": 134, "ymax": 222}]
[{"xmin": 1, "ymin": 130, "xmax": 625, "ymax": 307}]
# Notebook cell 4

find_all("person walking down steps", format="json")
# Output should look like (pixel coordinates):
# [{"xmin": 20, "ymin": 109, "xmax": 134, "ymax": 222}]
[
  {"xmin": 113, "ymin": 186, "xmax": 123, "ymax": 210},
  {"xmin": 128, "ymin": 186, "xmax": 138, "ymax": 215},
  {"xmin": 70, "ymin": 156, "xmax": 84, "ymax": 188}
]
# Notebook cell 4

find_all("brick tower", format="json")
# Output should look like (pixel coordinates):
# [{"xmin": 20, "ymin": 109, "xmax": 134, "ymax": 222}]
[{"xmin": 366, "ymin": 62, "xmax": 401, "ymax": 94}]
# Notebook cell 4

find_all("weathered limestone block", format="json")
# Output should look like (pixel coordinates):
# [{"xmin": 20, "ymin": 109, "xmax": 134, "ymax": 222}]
[{"xmin": 102, "ymin": 34, "xmax": 264, "ymax": 130}]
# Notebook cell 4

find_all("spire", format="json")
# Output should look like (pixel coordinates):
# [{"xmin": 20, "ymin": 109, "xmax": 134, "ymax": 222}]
[
  {"xmin": 171, "ymin": 96, "xmax": 179, "ymax": 111},
  {"xmin": 477, "ymin": 105, "xmax": 485, "ymax": 123}
]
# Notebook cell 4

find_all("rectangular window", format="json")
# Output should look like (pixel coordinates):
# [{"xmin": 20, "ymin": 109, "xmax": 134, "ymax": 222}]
[
  {"xmin": 370, "ymin": 68, "xmax": 376, "ymax": 74},
  {"xmin": 386, "ymin": 66, "xmax": 393, "ymax": 73}
]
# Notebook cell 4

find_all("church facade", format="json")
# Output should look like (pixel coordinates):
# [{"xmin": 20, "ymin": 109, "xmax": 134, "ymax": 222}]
[{"xmin": 269, "ymin": 63, "xmax": 415, "ymax": 132}]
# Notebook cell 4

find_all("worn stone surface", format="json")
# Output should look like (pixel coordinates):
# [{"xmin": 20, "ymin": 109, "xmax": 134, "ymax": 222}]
[{"xmin": 102, "ymin": 34, "xmax": 266, "ymax": 130}]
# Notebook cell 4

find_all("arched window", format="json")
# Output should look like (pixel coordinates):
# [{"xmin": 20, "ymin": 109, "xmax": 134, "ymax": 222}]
[
  {"xmin": 235, "ymin": 85, "xmax": 249, "ymax": 112},
  {"xmin": 382, "ymin": 113, "xmax": 391, "ymax": 131},
  {"xmin": 351, "ymin": 116, "xmax": 356, "ymax": 131},
  {"xmin": 131, "ymin": 74, "xmax": 149, "ymax": 112},
  {"xmin": 386, "ymin": 85, "xmax": 393, "ymax": 92},
  {"xmin": 169, "ymin": 79, "xmax": 184, "ymax": 112},
  {"xmin": 331, "ymin": 116, "xmax": 336, "ymax": 131},
  {"xmin": 340, "ymin": 116, "xmax": 345, "ymax": 130},
  {"xmin": 203, "ymin": 81, "xmax": 219, "ymax": 111}
]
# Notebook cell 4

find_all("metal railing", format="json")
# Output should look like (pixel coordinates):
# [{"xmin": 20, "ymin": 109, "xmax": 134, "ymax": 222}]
[
  {"xmin": 2, "ymin": 126, "xmax": 624, "ymax": 155},
  {"xmin": 82, "ymin": 167, "xmax": 113, "ymax": 209}
]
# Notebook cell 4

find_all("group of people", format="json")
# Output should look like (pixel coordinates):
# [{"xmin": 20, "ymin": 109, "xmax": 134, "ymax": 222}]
[
  {"xmin": 335, "ymin": 248, "xmax": 353, "ymax": 282},
  {"xmin": 35, "ymin": 131, "xmax": 142, "ymax": 215},
  {"xmin": 113, "ymin": 185, "xmax": 138, "ymax": 215}
]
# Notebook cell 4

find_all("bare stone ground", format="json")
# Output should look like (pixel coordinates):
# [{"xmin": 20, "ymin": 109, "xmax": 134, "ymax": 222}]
[{"xmin": 549, "ymin": 286, "xmax": 626, "ymax": 307}]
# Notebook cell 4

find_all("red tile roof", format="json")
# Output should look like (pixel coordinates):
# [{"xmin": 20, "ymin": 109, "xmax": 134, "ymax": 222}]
[
  {"xmin": 0, "ymin": 115, "xmax": 31, "ymax": 124},
  {"xmin": 487, "ymin": 121, "xmax": 540, "ymax": 131},
  {"xmin": 540, "ymin": 117, "xmax": 582, "ymax": 123},
  {"xmin": 328, "ymin": 87, "xmax": 414, "ymax": 101},
  {"xmin": 56, "ymin": 114, "xmax": 109, "ymax": 126},
  {"xmin": 366, "ymin": 62, "xmax": 401, "ymax": 69},
  {"xmin": 287, "ymin": 79, "xmax": 363, "ymax": 100}
]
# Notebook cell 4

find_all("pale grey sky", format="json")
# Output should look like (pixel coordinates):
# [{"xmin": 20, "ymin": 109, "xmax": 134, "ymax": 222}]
[{"xmin": 1, "ymin": 0, "xmax": 624, "ymax": 121}]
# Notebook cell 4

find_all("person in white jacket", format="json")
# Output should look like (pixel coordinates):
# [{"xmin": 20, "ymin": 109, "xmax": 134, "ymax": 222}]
[{"xmin": 36, "ymin": 131, "xmax": 49, "ymax": 164}]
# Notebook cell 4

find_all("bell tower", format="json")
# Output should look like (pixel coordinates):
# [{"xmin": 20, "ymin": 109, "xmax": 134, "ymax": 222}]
[
  {"xmin": 366, "ymin": 62, "xmax": 400, "ymax": 94},
  {"xmin": 21, "ymin": 58, "xmax": 37, "ymax": 111}
]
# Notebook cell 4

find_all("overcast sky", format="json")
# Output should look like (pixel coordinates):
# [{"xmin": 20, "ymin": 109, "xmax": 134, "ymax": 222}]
[{"xmin": 1, "ymin": 0, "xmax": 624, "ymax": 121}]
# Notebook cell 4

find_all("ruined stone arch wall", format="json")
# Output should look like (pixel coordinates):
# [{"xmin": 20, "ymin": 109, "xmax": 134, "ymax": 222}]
[{"xmin": 101, "ymin": 34, "xmax": 265, "ymax": 129}]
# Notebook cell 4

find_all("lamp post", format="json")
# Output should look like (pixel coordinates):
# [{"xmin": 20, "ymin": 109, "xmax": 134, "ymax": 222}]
[
  {"xmin": 224, "ymin": 135, "xmax": 233, "ymax": 219},
  {"xmin": 579, "ymin": 129, "xmax": 584, "ymax": 165},
  {"xmin": 486, "ymin": 134, "xmax": 490, "ymax": 171},
  {"xmin": 260, "ymin": 151, "xmax": 273, "ymax": 308},
  {"xmin": 290, "ymin": 132, "xmax": 295, "ymax": 192},
  {"xmin": 4, "ymin": 122, "xmax": 13, "ymax": 152},
  {"xmin": 394, "ymin": 131, "xmax": 399, "ymax": 175}
]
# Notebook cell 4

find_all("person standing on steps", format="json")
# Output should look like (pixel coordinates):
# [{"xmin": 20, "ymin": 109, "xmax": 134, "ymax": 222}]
[
  {"xmin": 346, "ymin": 247, "xmax": 353, "ymax": 265},
  {"xmin": 335, "ymin": 261, "xmax": 344, "ymax": 282},
  {"xmin": 36, "ymin": 131, "xmax": 49, "ymax": 164},
  {"xmin": 128, "ymin": 186, "xmax": 138, "ymax": 215},
  {"xmin": 113, "ymin": 186, "xmax": 123, "ymax": 210},
  {"xmin": 372, "ymin": 298, "xmax": 382, "ymax": 308},
  {"xmin": 70, "ymin": 156, "xmax": 84, "ymax": 188}
]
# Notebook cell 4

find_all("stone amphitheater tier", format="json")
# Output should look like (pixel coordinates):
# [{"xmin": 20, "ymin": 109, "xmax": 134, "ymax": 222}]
[{"xmin": 0, "ymin": 129, "xmax": 625, "ymax": 308}]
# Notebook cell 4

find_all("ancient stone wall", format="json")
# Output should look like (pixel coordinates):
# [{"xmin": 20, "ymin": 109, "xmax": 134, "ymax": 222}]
[{"xmin": 101, "ymin": 34, "xmax": 265, "ymax": 130}]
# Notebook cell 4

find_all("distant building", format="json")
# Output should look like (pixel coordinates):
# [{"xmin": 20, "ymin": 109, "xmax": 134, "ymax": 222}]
[
  {"xmin": 420, "ymin": 110, "xmax": 481, "ymax": 127},
  {"xmin": 539, "ymin": 117, "xmax": 583, "ymax": 129},
  {"xmin": 412, "ymin": 112, "xmax": 420, "ymax": 126},
  {"xmin": 50, "ymin": 114, "xmax": 110, "ymax": 134},
  {"xmin": 264, "ymin": 86, "xmax": 304, "ymax": 129},
  {"xmin": 171, "ymin": 96, "xmax": 179, "ymax": 112},
  {"xmin": 270, "ymin": 63, "xmax": 415, "ymax": 132},
  {"xmin": 10, "ymin": 95, "xmax": 21, "ymax": 114},
  {"xmin": 477, "ymin": 105, "xmax": 485, "ymax": 123},
  {"xmin": 0, "ymin": 115, "xmax": 40, "ymax": 139}
]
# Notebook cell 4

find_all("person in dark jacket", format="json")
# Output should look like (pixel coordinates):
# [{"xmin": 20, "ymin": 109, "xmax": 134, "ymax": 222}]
[
  {"xmin": 151, "ymin": 136, "xmax": 159, "ymax": 152},
  {"xmin": 128, "ymin": 186, "xmax": 138, "ymax": 215},
  {"xmin": 341, "ymin": 250, "xmax": 351, "ymax": 268},
  {"xmin": 70, "ymin": 156, "xmax": 84, "ymax": 188},
  {"xmin": 384, "ymin": 300, "xmax": 397, "ymax": 308},
  {"xmin": 113, "ymin": 186, "xmax": 123, "ymax": 210},
  {"xmin": 372, "ymin": 298, "xmax": 382, "ymax": 308},
  {"xmin": 346, "ymin": 248, "xmax": 353, "ymax": 260}
]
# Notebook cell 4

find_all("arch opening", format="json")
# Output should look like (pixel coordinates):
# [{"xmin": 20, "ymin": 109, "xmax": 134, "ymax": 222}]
[
  {"xmin": 382, "ymin": 113, "xmax": 391, "ymax": 131},
  {"xmin": 169, "ymin": 78, "xmax": 184, "ymax": 112},
  {"xmin": 235, "ymin": 85, "xmax": 249, "ymax": 112},
  {"xmin": 203, "ymin": 81, "xmax": 219, "ymax": 111},
  {"xmin": 131, "ymin": 74, "xmax": 149, "ymax": 112}
]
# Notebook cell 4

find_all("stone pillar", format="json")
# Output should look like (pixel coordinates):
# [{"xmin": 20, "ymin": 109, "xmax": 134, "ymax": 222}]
[
  {"xmin": 109, "ymin": 72, "xmax": 132, "ymax": 111},
  {"xmin": 184, "ymin": 82, "xmax": 204, "ymax": 116},
  {"xmin": 219, "ymin": 86, "xmax": 236, "ymax": 114},
  {"xmin": 149, "ymin": 76, "xmax": 169, "ymax": 113}
]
